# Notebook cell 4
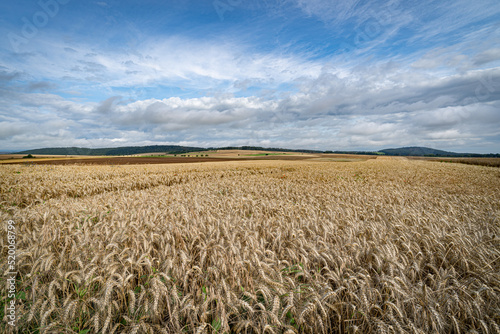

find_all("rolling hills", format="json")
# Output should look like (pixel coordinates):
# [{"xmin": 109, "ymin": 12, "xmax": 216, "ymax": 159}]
[{"xmin": 14, "ymin": 145, "xmax": 499, "ymax": 157}]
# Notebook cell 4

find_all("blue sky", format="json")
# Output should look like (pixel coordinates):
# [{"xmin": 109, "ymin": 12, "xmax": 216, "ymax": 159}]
[{"xmin": 0, "ymin": 0, "xmax": 499, "ymax": 152}]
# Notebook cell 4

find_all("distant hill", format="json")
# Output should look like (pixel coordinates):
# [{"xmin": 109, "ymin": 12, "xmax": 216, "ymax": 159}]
[
  {"xmin": 379, "ymin": 146, "xmax": 499, "ymax": 157},
  {"xmin": 16, "ymin": 145, "xmax": 206, "ymax": 156},
  {"xmin": 379, "ymin": 147, "xmax": 457, "ymax": 156},
  {"xmin": 14, "ymin": 145, "xmax": 499, "ymax": 157},
  {"xmin": 16, "ymin": 145, "xmax": 322, "ymax": 156}
]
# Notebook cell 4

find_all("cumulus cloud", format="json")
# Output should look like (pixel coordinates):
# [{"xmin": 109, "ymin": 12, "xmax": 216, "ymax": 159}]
[
  {"xmin": 0, "ymin": 52, "xmax": 499, "ymax": 152},
  {"xmin": 0, "ymin": 123, "xmax": 29, "ymax": 140},
  {"xmin": 3, "ymin": 55, "xmax": 498, "ymax": 152},
  {"xmin": 26, "ymin": 81, "xmax": 58, "ymax": 92},
  {"xmin": 95, "ymin": 96, "xmax": 122, "ymax": 114},
  {"xmin": 0, "ymin": 67, "xmax": 22, "ymax": 82},
  {"xmin": 473, "ymin": 48, "xmax": 500, "ymax": 66}
]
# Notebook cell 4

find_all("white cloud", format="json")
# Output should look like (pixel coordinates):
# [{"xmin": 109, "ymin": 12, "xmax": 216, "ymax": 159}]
[
  {"xmin": 295, "ymin": 0, "xmax": 363, "ymax": 23},
  {"xmin": 5, "ymin": 35, "xmax": 324, "ymax": 97},
  {"xmin": 2, "ymin": 57, "xmax": 499, "ymax": 152}
]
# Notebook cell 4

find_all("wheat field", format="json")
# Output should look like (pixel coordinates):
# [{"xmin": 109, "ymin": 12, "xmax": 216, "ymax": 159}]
[{"xmin": 1, "ymin": 159, "xmax": 499, "ymax": 333}]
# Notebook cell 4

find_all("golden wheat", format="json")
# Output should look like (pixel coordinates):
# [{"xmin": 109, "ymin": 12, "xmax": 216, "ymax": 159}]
[{"xmin": 1, "ymin": 159, "xmax": 499, "ymax": 333}]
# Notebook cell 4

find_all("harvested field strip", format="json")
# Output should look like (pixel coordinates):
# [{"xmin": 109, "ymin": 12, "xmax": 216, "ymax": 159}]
[
  {"xmin": 1, "ymin": 160, "xmax": 499, "ymax": 333},
  {"xmin": 0, "ymin": 157, "xmax": 242, "ymax": 166},
  {"xmin": 0, "ymin": 154, "xmax": 376, "ymax": 166},
  {"xmin": 409, "ymin": 156, "xmax": 500, "ymax": 168}
]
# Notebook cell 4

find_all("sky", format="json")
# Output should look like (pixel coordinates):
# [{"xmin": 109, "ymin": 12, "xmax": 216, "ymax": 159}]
[{"xmin": 0, "ymin": 0, "xmax": 499, "ymax": 153}]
